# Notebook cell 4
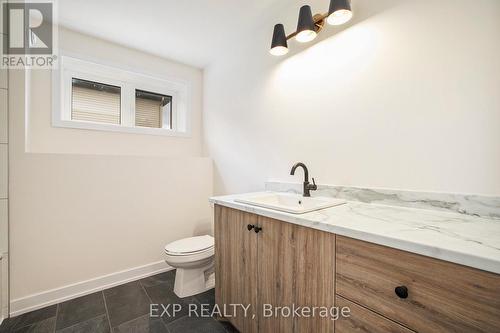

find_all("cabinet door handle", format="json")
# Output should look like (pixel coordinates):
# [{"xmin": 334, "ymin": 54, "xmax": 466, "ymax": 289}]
[
  {"xmin": 247, "ymin": 224, "xmax": 255, "ymax": 231},
  {"xmin": 395, "ymin": 286, "xmax": 409, "ymax": 299},
  {"xmin": 254, "ymin": 226, "xmax": 262, "ymax": 233}
]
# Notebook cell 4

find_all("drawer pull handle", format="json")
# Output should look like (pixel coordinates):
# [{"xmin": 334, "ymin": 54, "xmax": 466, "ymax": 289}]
[
  {"xmin": 395, "ymin": 286, "xmax": 408, "ymax": 299},
  {"xmin": 247, "ymin": 224, "xmax": 255, "ymax": 231},
  {"xmin": 254, "ymin": 226, "xmax": 263, "ymax": 233}
]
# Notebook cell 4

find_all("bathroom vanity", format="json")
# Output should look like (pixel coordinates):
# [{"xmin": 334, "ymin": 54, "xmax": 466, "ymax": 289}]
[{"xmin": 210, "ymin": 193, "xmax": 500, "ymax": 333}]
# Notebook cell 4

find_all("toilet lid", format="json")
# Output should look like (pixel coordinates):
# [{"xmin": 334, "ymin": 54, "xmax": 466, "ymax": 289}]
[{"xmin": 164, "ymin": 235, "xmax": 214, "ymax": 255}]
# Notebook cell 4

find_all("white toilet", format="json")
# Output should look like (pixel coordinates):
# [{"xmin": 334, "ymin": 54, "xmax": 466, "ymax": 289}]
[{"xmin": 164, "ymin": 235, "xmax": 215, "ymax": 298}]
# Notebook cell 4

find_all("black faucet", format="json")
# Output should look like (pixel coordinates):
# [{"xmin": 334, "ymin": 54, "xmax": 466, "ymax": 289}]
[{"xmin": 290, "ymin": 162, "xmax": 317, "ymax": 197}]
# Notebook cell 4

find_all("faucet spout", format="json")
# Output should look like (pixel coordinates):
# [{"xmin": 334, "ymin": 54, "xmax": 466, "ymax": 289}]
[
  {"xmin": 290, "ymin": 162, "xmax": 309, "ymax": 182},
  {"xmin": 290, "ymin": 162, "xmax": 317, "ymax": 197}
]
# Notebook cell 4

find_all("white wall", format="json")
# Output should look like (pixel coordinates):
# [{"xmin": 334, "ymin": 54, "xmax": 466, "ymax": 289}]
[
  {"xmin": 203, "ymin": 0, "xmax": 500, "ymax": 196},
  {"xmin": 8, "ymin": 28, "xmax": 213, "ymax": 309}
]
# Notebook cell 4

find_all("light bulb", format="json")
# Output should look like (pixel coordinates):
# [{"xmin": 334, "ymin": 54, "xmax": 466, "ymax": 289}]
[
  {"xmin": 295, "ymin": 30, "xmax": 317, "ymax": 43},
  {"xmin": 327, "ymin": 9, "xmax": 352, "ymax": 25},
  {"xmin": 269, "ymin": 46, "xmax": 289, "ymax": 56}
]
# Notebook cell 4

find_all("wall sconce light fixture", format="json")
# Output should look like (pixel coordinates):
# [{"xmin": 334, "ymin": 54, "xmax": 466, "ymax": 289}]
[{"xmin": 270, "ymin": 0, "xmax": 353, "ymax": 56}]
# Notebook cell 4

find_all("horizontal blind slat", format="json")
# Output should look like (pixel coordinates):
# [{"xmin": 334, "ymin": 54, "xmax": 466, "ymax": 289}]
[
  {"xmin": 135, "ymin": 98, "xmax": 161, "ymax": 128},
  {"xmin": 72, "ymin": 85, "xmax": 121, "ymax": 124}
]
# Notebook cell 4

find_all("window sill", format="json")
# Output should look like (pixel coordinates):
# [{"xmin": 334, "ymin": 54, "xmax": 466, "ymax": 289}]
[{"xmin": 52, "ymin": 119, "xmax": 191, "ymax": 138}]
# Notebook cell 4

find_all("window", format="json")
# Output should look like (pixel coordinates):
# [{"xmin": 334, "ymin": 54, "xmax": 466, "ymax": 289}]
[{"xmin": 53, "ymin": 55, "xmax": 190, "ymax": 136}]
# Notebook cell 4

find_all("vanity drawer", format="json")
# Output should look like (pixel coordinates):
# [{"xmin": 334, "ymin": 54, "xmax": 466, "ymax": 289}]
[
  {"xmin": 335, "ymin": 295, "xmax": 414, "ymax": 333},
  {"xmin": 336, "ymin": 236, "xmax": 500, "ymax": 333}
]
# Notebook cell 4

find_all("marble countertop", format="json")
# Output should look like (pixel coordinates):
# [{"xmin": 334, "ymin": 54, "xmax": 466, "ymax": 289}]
[{"xmin": 209, "ymin": 192, "xmax": 500, "ymax": 275}]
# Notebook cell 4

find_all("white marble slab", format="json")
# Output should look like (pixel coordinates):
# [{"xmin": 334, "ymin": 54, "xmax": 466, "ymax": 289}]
[
  {"xmin": 210, "ymin": 192, "xmax": 500, "ymax": 275},
  {"xmin": 266, "ymin": 181, "xmax": 500, "ymax": 220}
]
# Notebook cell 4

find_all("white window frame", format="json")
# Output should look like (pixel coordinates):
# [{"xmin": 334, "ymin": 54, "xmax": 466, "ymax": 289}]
[{"xmin": 52, "ymin": 54, "xmax": 191, "ymax": 137}]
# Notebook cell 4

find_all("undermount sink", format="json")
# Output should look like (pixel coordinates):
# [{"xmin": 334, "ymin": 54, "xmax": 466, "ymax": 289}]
[{"xmin": 235, "ymin": 192, "xmax": 346, "ymax": 214}]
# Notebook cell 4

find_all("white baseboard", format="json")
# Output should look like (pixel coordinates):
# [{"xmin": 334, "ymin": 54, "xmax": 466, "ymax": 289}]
[{"xmin": 10, "ymin": 261, "xmax": 173, "ymax": 317}]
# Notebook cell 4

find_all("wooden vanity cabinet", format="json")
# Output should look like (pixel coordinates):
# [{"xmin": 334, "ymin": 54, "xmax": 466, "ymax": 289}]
[
  {"xmin": 215, "ymin": 205, "xmax": 500, "ymax": 333},
  {"xmin": 214, "ymin": 205, "xmax": 335, "ymax": 333}
]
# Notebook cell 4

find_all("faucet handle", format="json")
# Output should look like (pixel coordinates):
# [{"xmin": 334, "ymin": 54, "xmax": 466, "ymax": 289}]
[{"xmin": 311, "ymin": 178, "xmax": 318, "ymax": 190}]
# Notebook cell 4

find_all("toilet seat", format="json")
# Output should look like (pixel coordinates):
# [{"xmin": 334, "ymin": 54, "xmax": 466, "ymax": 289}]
[
  {"xmin": 164, "ymin": 235, "xmax": 214, "ymax": 256},
  {"xmin": 164, "ymin": 235, "xmax": 214, "ymax": 266}
]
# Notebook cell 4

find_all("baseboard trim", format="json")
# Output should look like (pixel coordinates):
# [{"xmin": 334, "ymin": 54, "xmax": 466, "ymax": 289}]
[{"xmin": 10, "ymin": 261, "xmax": 173, "ymax": 317}]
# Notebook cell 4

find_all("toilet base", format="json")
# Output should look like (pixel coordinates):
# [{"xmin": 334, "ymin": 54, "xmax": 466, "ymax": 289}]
[{"xmin": 173, "ymin": 262, "xmax": 215, "ymax": 298}]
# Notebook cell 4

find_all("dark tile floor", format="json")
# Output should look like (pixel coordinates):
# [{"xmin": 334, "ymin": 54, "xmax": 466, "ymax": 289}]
[{"xmin": 0, "ymin": 270, "xmax": 238, "ymax": 333}]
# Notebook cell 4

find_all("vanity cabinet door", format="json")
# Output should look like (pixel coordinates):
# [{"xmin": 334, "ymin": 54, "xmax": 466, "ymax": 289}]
[
  {"xmin": 293, "ymin": 223, "xmax": 336, "ymax": 333},
  {"xmin": 214, "ymin": 205, "xmax": 258, "ymax": 333},
  {"xmin": 256, "ymin": 215, "xmax": 295, "ymax": 332},
  {"xmin": 257, "ymin": 216, "xmax": 336, "ymax": 333}
]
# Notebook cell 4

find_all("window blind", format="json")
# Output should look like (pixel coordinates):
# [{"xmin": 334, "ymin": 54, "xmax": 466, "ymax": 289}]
[
  {"xmin": 71, "ymin": 79, "xmax": 121, "ymax": 125},
  {"xmin": 135, "ymin": 97, "xmax": 162, "ymax": 128},
  {"xmin": 135, "ymin": 90, "xmax": 172, "ymax": 129}
]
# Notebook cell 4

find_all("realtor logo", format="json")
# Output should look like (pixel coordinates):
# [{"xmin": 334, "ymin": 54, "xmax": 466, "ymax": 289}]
[{"xmin": 2, "ymin": 0, "xmax": 57, "ymax": 68}]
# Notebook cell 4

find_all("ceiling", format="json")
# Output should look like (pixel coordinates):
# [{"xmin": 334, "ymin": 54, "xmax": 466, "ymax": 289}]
[{"xmin": 58, "ymin": 0, "xmax": 288, "ymax": 68}]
